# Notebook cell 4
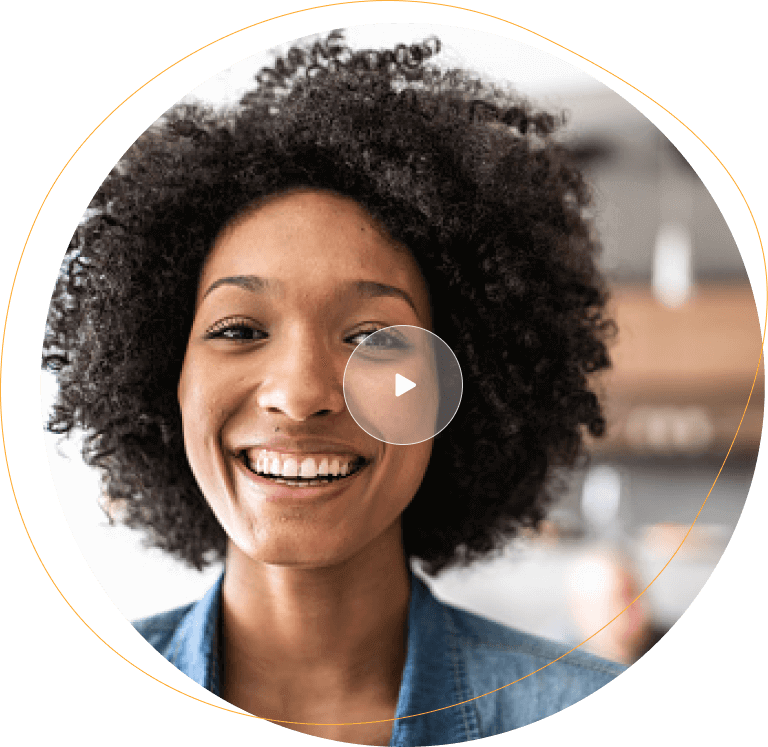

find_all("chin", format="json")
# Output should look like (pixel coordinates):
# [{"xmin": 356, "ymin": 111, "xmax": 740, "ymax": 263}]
[{"xmin": 232, "ymin": 530, "xmax": 366, "ymax": 570}]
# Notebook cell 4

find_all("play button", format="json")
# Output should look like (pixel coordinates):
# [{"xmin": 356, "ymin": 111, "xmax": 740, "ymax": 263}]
[
  {"xmin": 343, "ymin": 325, "xmax": 463, "ymax": 445},
  {"xmin": 395, "ymin": 374, "xmax": 416, "ymax": 397}
]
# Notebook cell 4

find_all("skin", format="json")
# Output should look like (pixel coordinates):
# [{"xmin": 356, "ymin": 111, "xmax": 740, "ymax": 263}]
[{"xmin": 177, "ymin": 189, "xmax": 434, "ymax": 744}]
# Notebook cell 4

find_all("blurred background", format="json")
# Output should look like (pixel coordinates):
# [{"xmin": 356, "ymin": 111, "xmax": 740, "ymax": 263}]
[{"xmin": 41, "ymin": 24, "xmax": 764, "ymax": 667}]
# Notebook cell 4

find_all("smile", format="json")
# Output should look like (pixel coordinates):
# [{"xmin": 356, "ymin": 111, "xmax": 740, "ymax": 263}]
[{"xmin": 241, "ymin": 449, "xmax": 369, "ymax": 487}]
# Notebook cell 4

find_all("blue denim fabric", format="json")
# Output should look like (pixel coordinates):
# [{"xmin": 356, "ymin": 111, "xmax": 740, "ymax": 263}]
[{"xmin": 134, "ymin": 571, "xmax": 625, "ymax": 745}]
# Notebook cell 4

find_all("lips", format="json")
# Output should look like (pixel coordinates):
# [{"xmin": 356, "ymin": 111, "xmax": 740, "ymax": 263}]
[{"xmin": 235, "ymin": 456, "xmax": 371, "ymax": 506}]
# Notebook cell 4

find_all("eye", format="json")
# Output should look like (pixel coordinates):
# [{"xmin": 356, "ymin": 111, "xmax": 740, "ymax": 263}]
[
  {"xmin": 204, "ymin": 321, "xmax": 407, "ymax": 346},
  {"xmin": 347, "ymin": 327, "xmax": 409, "ymax": 350},
  {"xmin": 204, "ymin": 317, "xmax": 266, "ymax": 342}
]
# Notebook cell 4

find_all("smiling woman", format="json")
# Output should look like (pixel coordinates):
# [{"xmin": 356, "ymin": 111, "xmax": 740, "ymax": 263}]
[
  {"xmin": 179, "ymin": 189, "xmax": 434, "ymax": 571},
  {"xmin": 42, "ymin": 31, "xmax": 620, "ymax": 746}
]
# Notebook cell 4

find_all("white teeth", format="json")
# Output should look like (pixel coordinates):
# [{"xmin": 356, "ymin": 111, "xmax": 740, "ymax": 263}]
[
  {"xmin": 300, "ymin": 458, "xmax": 317, "ymax": 479},
  {"xmin": 282, "ymin": 457, "xmax": 298, "ymax": 478},
  {"xmin": 247, "ymin": 451, "xmax": 363, "ymax": 479}
]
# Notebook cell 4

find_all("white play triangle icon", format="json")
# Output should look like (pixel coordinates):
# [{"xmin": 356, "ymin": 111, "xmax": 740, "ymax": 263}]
[
  {"xmin": 344, "ymin": 325, "xmax": 463, "ymax": 444},
  {"xmin": 395, "ymin": 373, "xmax": 416, "ymax": 397}
]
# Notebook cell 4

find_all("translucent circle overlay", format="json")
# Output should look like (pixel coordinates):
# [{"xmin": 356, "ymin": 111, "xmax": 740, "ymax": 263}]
[{"xmin": 343, "ymin": 325, "xmax": 463, "ymax": 445}]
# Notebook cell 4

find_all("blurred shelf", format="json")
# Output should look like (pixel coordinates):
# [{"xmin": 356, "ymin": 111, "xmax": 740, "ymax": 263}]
[{"xmin": 589, "ymin": 282, "xmax": 764, "ymax": 455}]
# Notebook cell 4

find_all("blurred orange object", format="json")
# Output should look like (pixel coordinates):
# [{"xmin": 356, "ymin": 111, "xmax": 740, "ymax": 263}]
[
  {"xmin": 566, "ymin": 547, "xmax": 656, "ymax": 665},
  {"xmin": 639, "ymin": 522, "xmax": 727, "ymax": 559}
]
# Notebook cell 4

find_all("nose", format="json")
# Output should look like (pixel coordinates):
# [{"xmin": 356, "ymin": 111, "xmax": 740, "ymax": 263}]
[{"xmin": 256, "ymin": 334, "xmax": 346, "ymax": 422}]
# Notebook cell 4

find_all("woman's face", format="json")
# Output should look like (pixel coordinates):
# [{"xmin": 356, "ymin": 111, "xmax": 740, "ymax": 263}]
[{"xmin": 177, "ymin": 189, "xmax": 433, "ymax": 569}]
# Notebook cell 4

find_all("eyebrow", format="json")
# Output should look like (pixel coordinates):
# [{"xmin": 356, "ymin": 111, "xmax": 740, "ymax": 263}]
[{"xmin": 202, "ymin": 275, "xmax": 418, "ymax": 314}]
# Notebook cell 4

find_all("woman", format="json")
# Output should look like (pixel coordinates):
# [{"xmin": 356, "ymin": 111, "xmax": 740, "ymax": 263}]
[{"xmin": 43, "ymin": 31, "xmax": 622, "ymax": 746}]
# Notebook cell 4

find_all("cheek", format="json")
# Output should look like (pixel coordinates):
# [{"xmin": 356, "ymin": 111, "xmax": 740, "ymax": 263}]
[
  {"xmin": 178, "ymin": 369, "xmax": 210, "ymax": 483},
  {"xmin": 385, "ymin": 442, "xmax": 433, "ymax": 513},
  {"xmin": 177, "ymin": 354, "xmax": 232, "ymax": 481},
  {"xmin": 179, "ymin": 358, "xmax": 209, "ymax": 438}
]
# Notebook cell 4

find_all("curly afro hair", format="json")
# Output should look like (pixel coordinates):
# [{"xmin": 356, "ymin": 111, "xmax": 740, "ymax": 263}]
[{"xmin": 43, "ymin": 31, "xmax": 614, "ymax": 575}]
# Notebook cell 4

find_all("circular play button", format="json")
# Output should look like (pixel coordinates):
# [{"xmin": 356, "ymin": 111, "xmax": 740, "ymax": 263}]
[{"xmin": 343, "ymin": 325, "xmax": 463, "ymax": 445}]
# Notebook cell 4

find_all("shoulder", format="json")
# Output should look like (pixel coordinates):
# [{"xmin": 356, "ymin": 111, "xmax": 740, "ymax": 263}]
[
  {"xmin": 435, "ymin": 596, "xmax": 626, "ymax": 734},
  {"xmin": 445, "ymin": 600, "xmax": 624, "ymax": 677},
  {"xmin": 132, "ymin": 602, "xmax": 196, "ymax": 657}
]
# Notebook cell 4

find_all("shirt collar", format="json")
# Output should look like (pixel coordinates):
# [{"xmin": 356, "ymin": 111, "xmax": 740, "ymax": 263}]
[
  {"xmin": 390, "ymin": 574, "xmax": 479, "ymax": 745},
  {"xmin": 165, "ymin": 571, "xmax": 224, "ymax": 695}
]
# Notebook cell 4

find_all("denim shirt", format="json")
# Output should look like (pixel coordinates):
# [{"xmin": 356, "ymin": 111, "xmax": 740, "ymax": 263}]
[{"xmin": 133, "ymin": 572, "xmax": 625, "ymax": 745}]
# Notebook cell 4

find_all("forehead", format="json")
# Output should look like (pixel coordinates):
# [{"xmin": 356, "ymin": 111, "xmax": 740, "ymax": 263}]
[
  {"xmin": 200, "ymin": 190, "xmax": 426, "ymax": 300},
  {"xmin": 212, "ymin": 189, "xmax": 408, "ymax": 263}
]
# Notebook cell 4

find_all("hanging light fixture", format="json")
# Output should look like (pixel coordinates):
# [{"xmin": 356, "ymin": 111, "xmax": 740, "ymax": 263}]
[
  {"xmin": 651, "ymin": 133, "xmax": 694, "ymax": 308},
  {"xmin": 652, "ymin": 221, "xmax": 692, "ymax": 307}
]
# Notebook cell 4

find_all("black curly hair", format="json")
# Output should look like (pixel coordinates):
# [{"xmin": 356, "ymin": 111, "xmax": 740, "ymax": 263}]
[{"xmin": 43, "ymin": 31, "xmax": 614, "ymax": 575}]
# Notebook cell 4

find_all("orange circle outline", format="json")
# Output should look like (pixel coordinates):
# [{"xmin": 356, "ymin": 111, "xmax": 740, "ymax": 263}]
[{"xmin": 2, "ymin": 0, "xmax": 766, "ymax": 729}]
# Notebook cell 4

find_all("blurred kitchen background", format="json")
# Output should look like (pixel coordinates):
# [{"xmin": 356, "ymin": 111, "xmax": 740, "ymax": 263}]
[{"xmin": 41, "ymin": 25, "xmax": 764, "ymax": 667}]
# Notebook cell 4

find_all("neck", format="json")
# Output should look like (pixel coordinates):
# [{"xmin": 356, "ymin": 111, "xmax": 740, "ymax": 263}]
[{"xmin": 220, "ymin": 521, "xmax": 411, "ymax": 699}]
